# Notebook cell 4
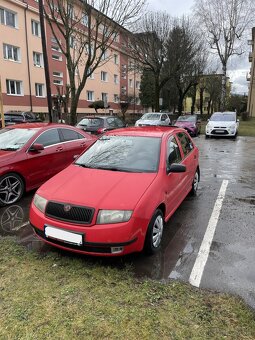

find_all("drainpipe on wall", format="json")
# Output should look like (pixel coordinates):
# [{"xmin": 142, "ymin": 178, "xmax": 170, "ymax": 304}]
[{"xmin": 24, "ymin": 2, "xmax": 33, "ymax": 111}]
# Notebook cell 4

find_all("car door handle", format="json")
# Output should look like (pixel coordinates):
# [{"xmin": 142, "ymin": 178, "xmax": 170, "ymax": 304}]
[{"xmin": 56, "ymin": 147, "xmax": 63, "ymax": 152}]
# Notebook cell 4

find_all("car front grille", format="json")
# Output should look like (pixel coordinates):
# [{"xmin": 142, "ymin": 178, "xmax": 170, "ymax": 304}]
[{"xmin": 45, "ymin": 201, "xmax": 94, "ymax": 224}]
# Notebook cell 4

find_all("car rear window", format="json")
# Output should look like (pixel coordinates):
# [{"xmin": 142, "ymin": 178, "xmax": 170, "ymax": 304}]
[{"xmin": 78, "ymin": 118, "xmax": 103, "ymax": 127}]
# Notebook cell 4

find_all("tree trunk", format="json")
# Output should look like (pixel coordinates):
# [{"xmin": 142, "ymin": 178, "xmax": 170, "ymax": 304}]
[
  {"xmin": 220, "ymin": 63, "xmax": 227, "ymax": 112},
  {"xmin": 191, "ymin": 84, "xmax": 197, "ymax": 115},
  {"xmin": 178, "ymin": 89, "xmax": 183, "ymax": 114},
  {"xmin": 154, "ymin": 75, "xmax": 160, "ymax": 112},
  {"xmin": 200, "ymin": 87, "xmax": 204, "ymax": 115},
  {"xmin": 70, "ymin": 95, "xmax": 79, "ymax": 126}
]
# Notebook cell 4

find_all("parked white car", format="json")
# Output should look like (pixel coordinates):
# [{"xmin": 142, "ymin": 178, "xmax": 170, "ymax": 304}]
[
  {"xmin": 205, "ymin": 111, "xmax": 239, "ymax": 138},
  {"xmin": 135, "ymin": 112, "xmax": 171, "ymax": 127}
]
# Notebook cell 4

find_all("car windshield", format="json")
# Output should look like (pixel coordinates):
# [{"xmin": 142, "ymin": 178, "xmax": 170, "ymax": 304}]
[
  {"xmin": 75, "ymin": 135, "xmax": 161, "ymax": 173},
  {"xmin": 210, "ymin": 113, "xmax": 235, "ymax": 122},
  {"xmin": 77, "ymin": 118, "xmax": 102, "ymax": 127},
  {"xmin": 0, "ymin": 128, "xmax": 38, "ymax": 151},
  {"xmin": 141, "ymin": 113, "xmax": 161, "ymax": 120},
  {"xmin": 177, "ymin": 115, "xmax": 196, "ymax": 122}
]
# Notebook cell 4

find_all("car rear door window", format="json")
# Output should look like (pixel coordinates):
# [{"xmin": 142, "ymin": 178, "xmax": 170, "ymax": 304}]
[
  {"xmin": 106, "ymin": 117, "xmax": 117, "ymax": 127},
  {"xmin": 60, "ymin": 128, "xmax": 85, "ymax": 141},
  {"xmin": 167, "ymin": 136, "xmax": 182, "ymax": 165},
  {"xmin": 114, "ymin": 117, "xmax": 125, "ymax": 127},
  {"xmin": 35, "ymin": 129, "xmax": 61, "ymax": 147},
  {"xmin": 177, "ymin": 132, "xmax": 194, "ymax": 157}
]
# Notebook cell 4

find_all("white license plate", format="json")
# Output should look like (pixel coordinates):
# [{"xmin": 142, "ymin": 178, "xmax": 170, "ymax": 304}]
[
  {"xmin": 215, "ymin": 130, "xmax": 225, "ymax": 134},
  {"xmin": 45, "ymin": 226, "xmax": 83, "ymax": 246}
]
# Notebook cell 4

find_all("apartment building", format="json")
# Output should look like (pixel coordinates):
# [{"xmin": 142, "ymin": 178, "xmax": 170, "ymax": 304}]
[
  {"xmin": 247, "ymin": 27, "xmax": 255, "ymax": 118},
  {"xmin": 0, "ymin": 0, "xmax": 142, "ymax": 118}
]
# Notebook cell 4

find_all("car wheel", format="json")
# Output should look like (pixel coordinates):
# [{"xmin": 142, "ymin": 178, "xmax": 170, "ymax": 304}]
[
  {"xmin": 205, "ymin": 134, "xmax": 209, "ymax": 139},
  {"xmin": 0, "ymin": 173, "xmax": 24, "ymax": 207},
  {"xmin": 190, "ymin": 169, "xmax": 199, "ymax": 196},
  {"xmin": 144, "ymin": 209, "xmax": 164, "ymax": 255}
]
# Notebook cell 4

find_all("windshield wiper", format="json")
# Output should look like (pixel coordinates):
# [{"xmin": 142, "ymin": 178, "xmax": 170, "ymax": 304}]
[
  {"xmin": 0, "ymin": 147, "xmax": 18, "ymax": 151},
  {"xmin": 75, "ymin": 163, "xmax": 95, "ymax": 168}
]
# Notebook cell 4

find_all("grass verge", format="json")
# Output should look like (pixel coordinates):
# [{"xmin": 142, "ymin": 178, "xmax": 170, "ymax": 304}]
[{"xmin": 0, "ymin": 239, "xmax": 255, "ymax": 339}]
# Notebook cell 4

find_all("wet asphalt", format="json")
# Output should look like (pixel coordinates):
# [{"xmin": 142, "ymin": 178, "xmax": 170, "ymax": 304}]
[{"xmin": 0, "ymin": 135, "xmax": 255, "ymax": 308}]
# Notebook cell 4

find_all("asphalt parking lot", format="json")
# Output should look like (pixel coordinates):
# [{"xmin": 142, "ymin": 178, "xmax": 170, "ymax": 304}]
[{"xmin": 1, "ymin": 135, "xmax": 255, "ymax": 308}]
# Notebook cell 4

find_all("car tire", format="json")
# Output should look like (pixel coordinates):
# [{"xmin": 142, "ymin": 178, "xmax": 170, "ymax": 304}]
[
  {"xmin": 144, "ymin": 209, "xmax": 164, "ymax": 255},
  {"xmin": 190, "ymin": 169, "xmax": 199, "ymax": 196},
  {"xmin": 0, "ymin": 173, "xmax": 24, "ymax": 207},
  {"xmin": 205, "ymin": 134, "xmax": 209, "ymax": 139}
]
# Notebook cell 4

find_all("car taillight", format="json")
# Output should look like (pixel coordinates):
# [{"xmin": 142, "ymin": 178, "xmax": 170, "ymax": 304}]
[{"xmin": 97, "ymin": 128, "xmax": 106, "ymax": 134}]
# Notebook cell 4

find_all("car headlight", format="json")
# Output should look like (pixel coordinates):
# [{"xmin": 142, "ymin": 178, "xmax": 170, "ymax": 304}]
[
  {"xmin": 97, "ymin": 210, "xmax": 133, "ymax": 224},
  {"xmin": 33, "ymin": 194, "xmax": 48, "ymax": 213},
  {"xmin": 230, "ymin": 124, "xmax": 236, "ymax": 129}
]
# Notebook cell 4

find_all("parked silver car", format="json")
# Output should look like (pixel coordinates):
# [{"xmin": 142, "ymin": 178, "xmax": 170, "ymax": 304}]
[{"xmin": 135, "ymin": 112, "xmax": 171, "ymax": 127}]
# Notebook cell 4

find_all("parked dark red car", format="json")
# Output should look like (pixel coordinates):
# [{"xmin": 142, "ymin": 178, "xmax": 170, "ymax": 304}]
[
  {"xmin": 174, "ymin": 115, "xmax": 201, "ymax": 136},
  {"xmin": 0, "ymin": 123, "xmax": 97, "ymax": 206},
  {"xmin": 30, "ymin": 126, "xmax": 200, "ymax": 257}
]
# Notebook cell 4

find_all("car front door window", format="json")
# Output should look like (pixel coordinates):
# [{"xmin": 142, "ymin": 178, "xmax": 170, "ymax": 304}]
[{"xmin": 35, "ymin": 129, "xmax": 61, "ymax": 147}]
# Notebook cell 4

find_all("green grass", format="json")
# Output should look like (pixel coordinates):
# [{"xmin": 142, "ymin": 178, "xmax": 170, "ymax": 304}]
[
  {"xmin": 200, "ymin": 118, "xmax": 255, "ymax": 137},
  {"xmin": 1, "ymin": 239, "xmax": 255, "ymax": 339}
]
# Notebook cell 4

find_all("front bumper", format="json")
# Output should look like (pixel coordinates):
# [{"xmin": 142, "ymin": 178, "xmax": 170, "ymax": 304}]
[
  {"xmin": 30, "ymin": 203, "xmax": 147, "ymax": 256},
  {"xmin": 206, "ymin": 127, "xmax": 237, "ymax": 137}
]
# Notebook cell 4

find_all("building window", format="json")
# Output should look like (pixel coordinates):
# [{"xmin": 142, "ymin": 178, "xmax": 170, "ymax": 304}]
[
  {"xmin": 31, "ymin": 20, "xmax": 41, "ymax": 37},
  {"xmin": 113, "ymin": 54, "xmax": 118, "ymax": 64},
  {"xmin": 114, "ymin": 74, "xmax": 118, "ymax": 84},
  {"xmin": 0, "ymin": 8, "xmax": 17, "ymax": 28},
  {"xmin": 87, "ymin": 67, "xmax": 94, "ymax": 79},
  {"xmin": 52, "ymin": 54, "xmax": 62, "ymax": 61},
  {"xmin": 102, "ymin": 50, "xmax": 108, "ymax": 60},
  {"xmin": 114, "ymin": 94, "xmax": 119, "ymax": 103},
  {"xmin": 101, "ymin": 92, "xmax": 108, "ymax": 102},
  {"xmin": 53, "ymin": 71, "xmax": 63, "ymax": 78},
  {"xmin": 113, "ymin": 33, "xmax": 119, "ymax": 42},
  {"xmin": 87, "ymin": 91, "xmax": 94, "ymax": 101},
  {"xmin": 81, "ymin": 13, "xmax": 88, "ymax": 26},
  {"xmin": 33, "ymin": 51, "xmax": 43, "ymax": 67},
  {"xmin": 35, "ymin": 83, "xmax": 44, "ymax": 97},
  {"xmin": 129, "ymin": 79, "xmax": 133, "ymax": 88},
  {"xmin": 3, "ymin": 44, "xmax": 20, "ymax": 62},
  {"xmin": 101, "ymin": 71, "xmax": 107, "ymax": 82},
  {"xmin": 51, "ymin": 44, "xmax": 61, "ymax": 52},
  {"xmin": 53, "ymin": 79, "xmax": 63, "ymax": 85},
  {"xmin": 6, "ymin": 79, "xmax": 22, "ymax": 95},
  {"xmin": 136, "ymin": 81, "xmax": 140, "ymax": 89},
  {"xmin": 69, "ymin": 36, "xmax": 75, "ymax": 48}
]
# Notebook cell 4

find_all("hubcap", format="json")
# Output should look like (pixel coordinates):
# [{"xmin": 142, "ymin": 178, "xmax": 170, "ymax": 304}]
[
  {"xmin": 193, "ymin": 172, "xmax": 199, "ymax": 192},
  {"xmin": 152, "ymin": 215, "xmax": 164, "ymax": 248},
  {"xmin": 0, "ymin": 176, "xmax": 22, "ymax": 205}
]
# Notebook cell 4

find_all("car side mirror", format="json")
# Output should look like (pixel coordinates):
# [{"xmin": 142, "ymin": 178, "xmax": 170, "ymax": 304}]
[
  {"xmin": 167, "ymin": 163, "xmax": 186, "ymax": 174},
  {"xmin": 30, "ymin": 143, "xmax": 44, "ymax": 152}
]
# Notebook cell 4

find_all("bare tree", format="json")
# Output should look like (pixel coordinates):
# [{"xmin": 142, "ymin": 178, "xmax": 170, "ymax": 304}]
[
  {"xmin": 194, "ymin": 0, "xmax": 255, "ymax": 111},
  {"xmin": 44, "ymin": 0, "xmax": 146, "ymax": 124},
  {"xmin": 128, "ymin": 12, "xmax": 173, "ymax": 111}
]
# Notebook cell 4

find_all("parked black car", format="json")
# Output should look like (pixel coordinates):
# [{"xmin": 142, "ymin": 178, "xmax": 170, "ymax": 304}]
[
  {"xmin": 76, "ymin": 116, "xmax": 126, "ymax": 135},
  {"xmin": 0, "ymin": 111, "xmax": 42, "ymax": 128}
]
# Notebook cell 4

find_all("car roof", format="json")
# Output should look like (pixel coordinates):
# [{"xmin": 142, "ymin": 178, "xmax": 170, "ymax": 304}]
[
  {"xmin": 213, "ymin": 111, "xmax": 236, "ymax": 115},
  {"xmin": 80, "ymin": 116, "xmax": 119, "ymax": 119},
  {"xmin": 105, "ymin": 126, "xmax": 182, "ymax": 138},
  {"xmin": 5, "ymin": 123, "xmax": 78, "ymax": 130}
]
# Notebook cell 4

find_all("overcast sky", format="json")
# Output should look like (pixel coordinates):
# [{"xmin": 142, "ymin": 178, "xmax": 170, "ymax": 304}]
[{"xmin": 148, "ymin": 0, "xmax": 250, "ymax": 95}]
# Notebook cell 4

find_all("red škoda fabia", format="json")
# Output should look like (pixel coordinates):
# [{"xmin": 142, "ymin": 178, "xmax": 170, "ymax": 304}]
[{"xmin": 30, "ymin": 126, "xmax": 199, "ymax": 256}]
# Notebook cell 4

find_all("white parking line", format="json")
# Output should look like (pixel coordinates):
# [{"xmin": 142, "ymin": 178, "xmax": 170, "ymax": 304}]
[{"xmin": 189, "ymin": 179, "xmax": 229, "ymax": 288}]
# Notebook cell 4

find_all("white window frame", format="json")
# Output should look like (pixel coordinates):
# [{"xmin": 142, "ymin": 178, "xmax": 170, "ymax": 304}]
[
  {"xmin": 6, "ymin": 79, "xmax": 23, "ymax": 96},
  {"xmin": 52, "ymin": 54, "xmax": 62, "ymax": 61},
  {"xmin": 33, "ymin": 51, "xmax": 43, "ymax": 67},
  {"xmin": 3, "ymin": 43, "xmax": 20, "ymax": 62},
  {"xmin": 0, "ymin": 8, "xmax": 17, "ymax": 28},
  {"xmin": 53, "ymin": 71, "xmax": 63, "ymax": 78},
  {"xmin": 101, "ymin": 71, "xmax": 108, "ymax": 82},
  {"xmin": 114, "ymin": 74, "xmax": 118, "ymax": 84},
  {"xmin": 87, "ymin": 67, "xmax": 94, "ymax": 79},
  {"xmin": 87, "ymin": 90, "xmax": 94, "ymax": 101},
  {"xmin": 53, "ymin": 79, "xmax": 63, "ymax": 85},
  {"xmin": 136, "ymin": 81, "xmax": 140, "ymax": 89},
  {"xmin": 129, "ymin": 79, "xmax": 133, "ymax": 88},
  {"xmin": 113, "ymin": 54, "xmax": 118, "ymax": 64},
  {"xmin": 81, "ymin": 13, "xmax": 89, "ymax": 26},
  {"xmin": 101, "ymin": 92, "xmax": 108, "ymax": 102},
  {"xmin": 114, "ymin": 94, "xmax": 119, "ymax": 103},
  {"xmin": 51, "ymin": 44, "xmax": 61, "ymax": 52},
  {"xmin": 31, "ymin": 20, "xmax": 41, "ymax": 37},
  {"xmin": 35, "ymin": 83, "xmax": 45, "ymax": 97}
]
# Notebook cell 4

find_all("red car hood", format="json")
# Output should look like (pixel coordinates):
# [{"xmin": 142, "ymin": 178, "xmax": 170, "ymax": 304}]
[{"xmin": 38, "ymin": 164, "xmax": 158, "ymax": 210}]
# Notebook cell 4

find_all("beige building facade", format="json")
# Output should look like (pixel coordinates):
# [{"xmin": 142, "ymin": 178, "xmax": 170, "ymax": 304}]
[
  {"xmin": 0, "ymin": 0, "xmax": 142, "ymax": 118},
  {"xmin": 247, "ymin": 27, "xmax": 255, "ymax": 117}
]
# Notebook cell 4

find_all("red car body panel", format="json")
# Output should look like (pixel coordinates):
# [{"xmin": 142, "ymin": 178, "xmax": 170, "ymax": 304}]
[
  {"xmin": 0, "ymin": 123, "xmax": 97, "ymax": 192},
  {"xmin": 30, "ymin": 126, "xmax": 199, "ymax": 256}
]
